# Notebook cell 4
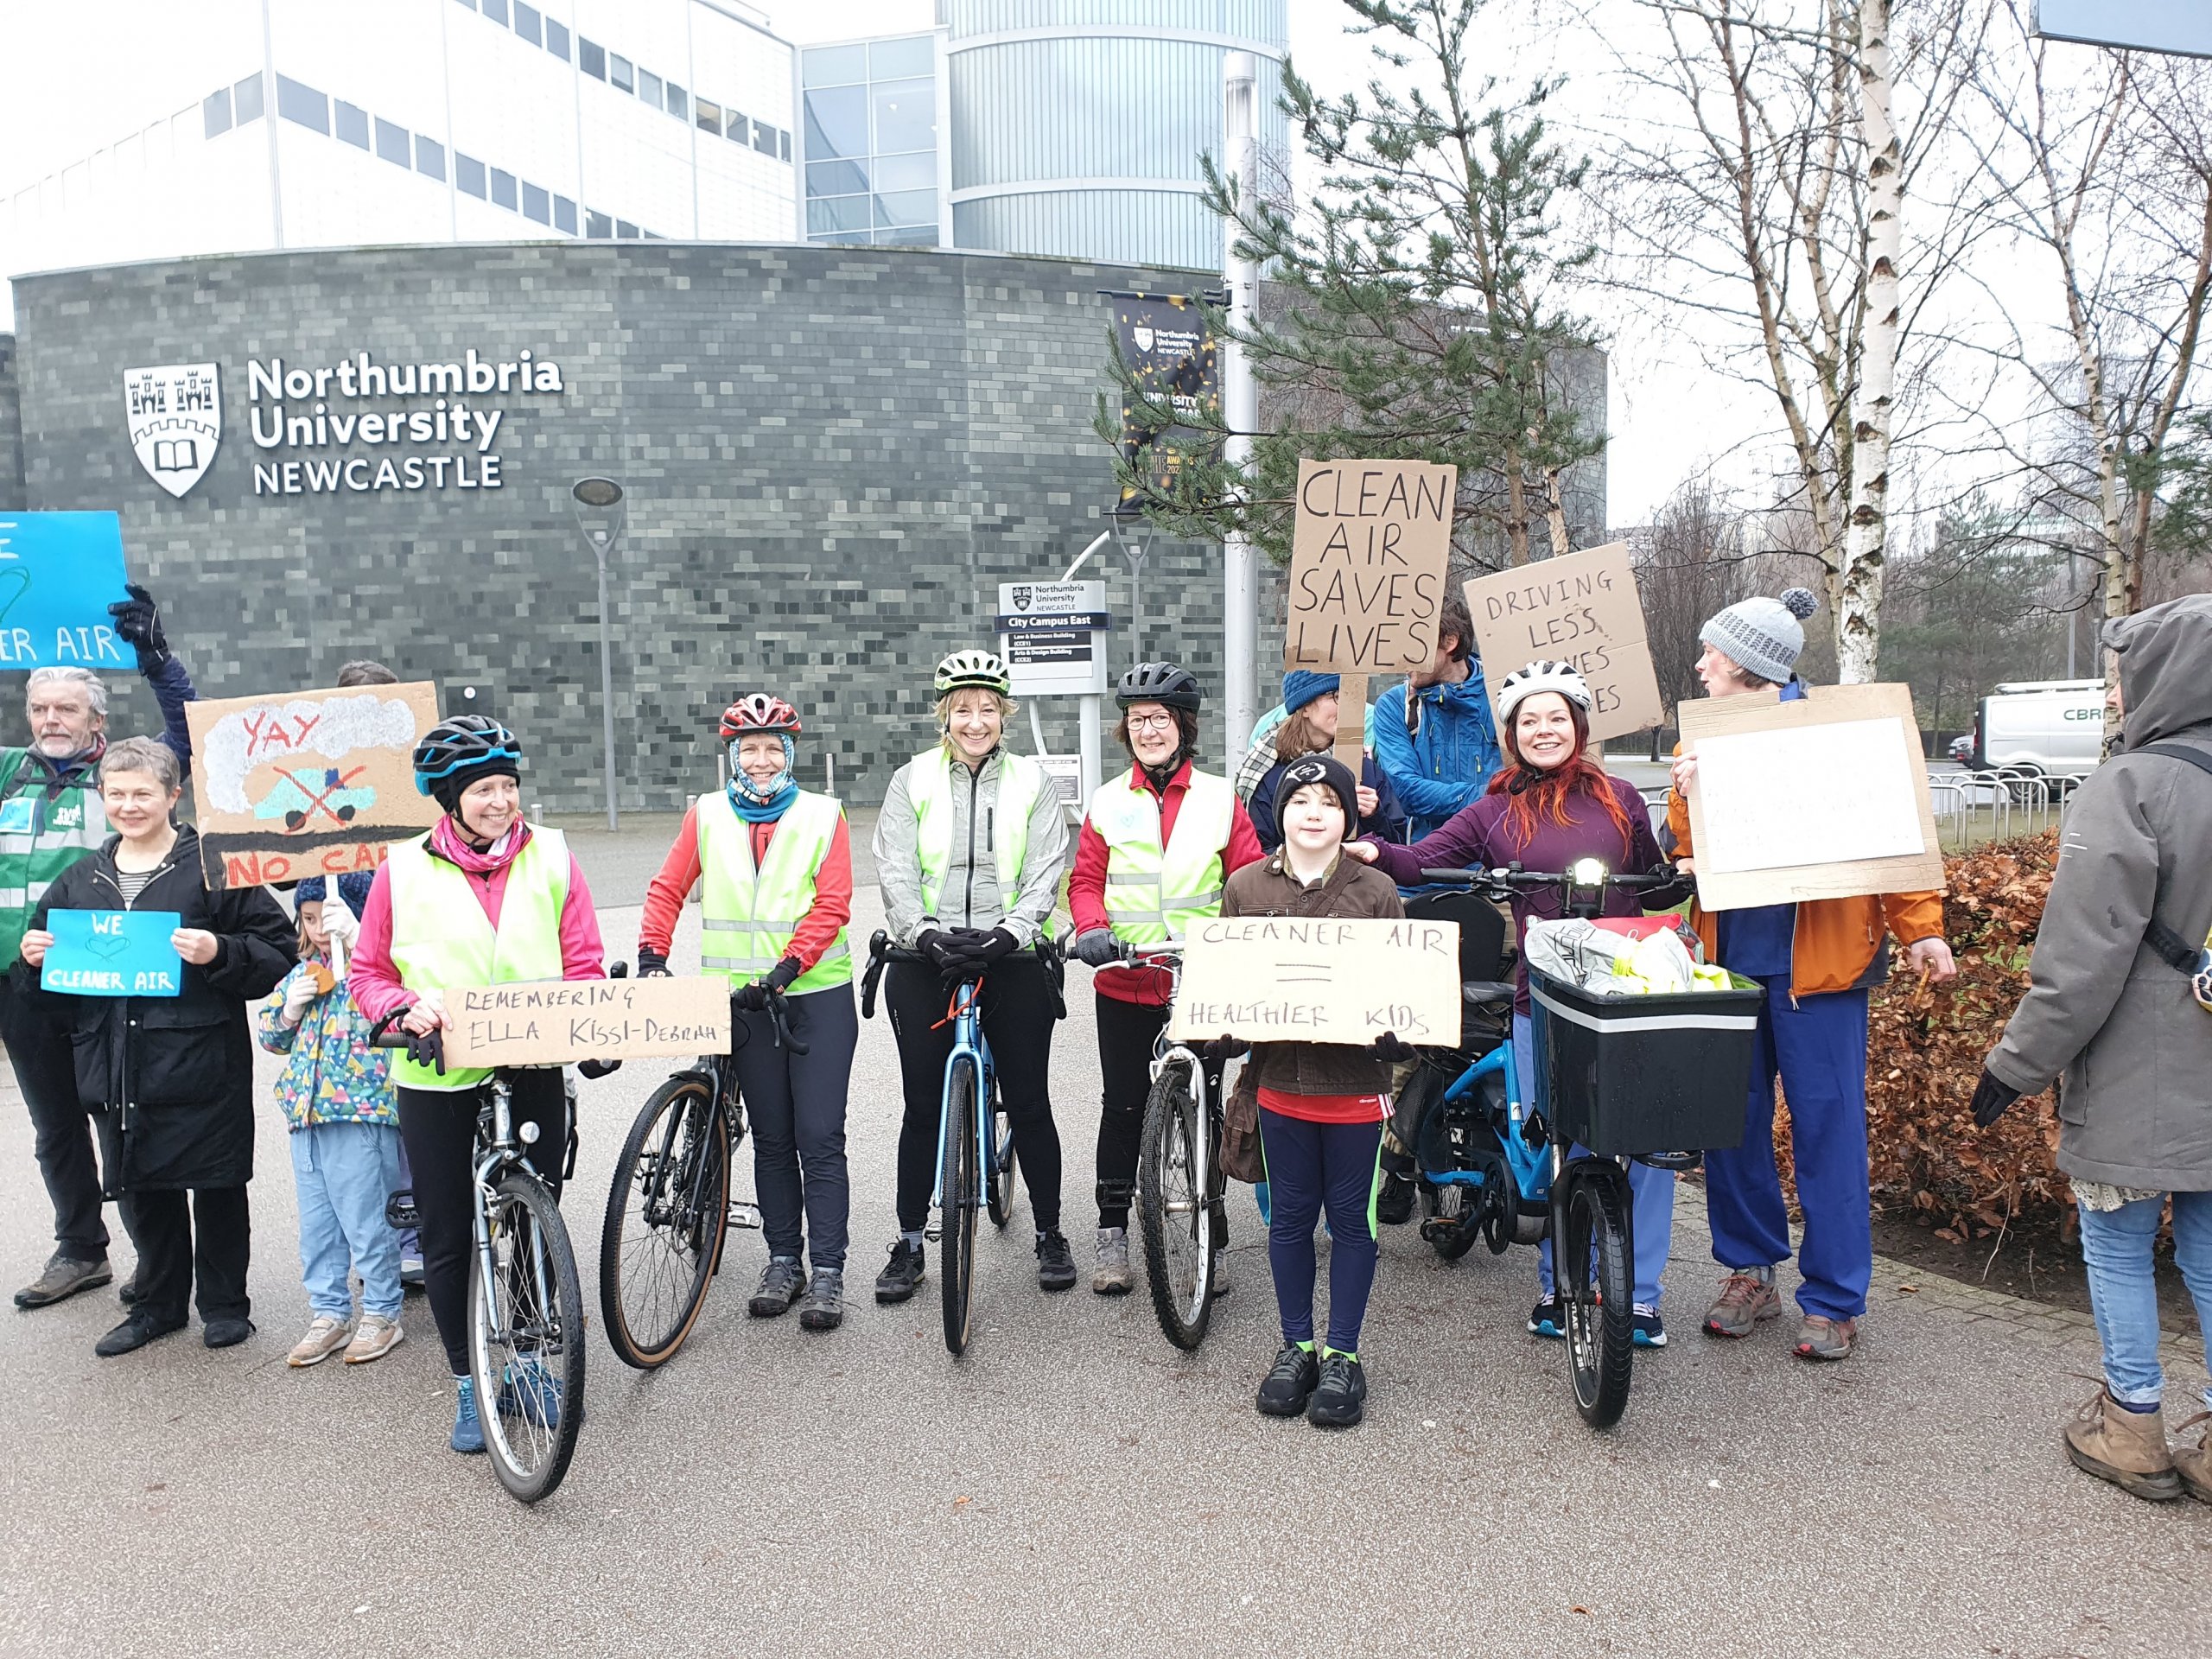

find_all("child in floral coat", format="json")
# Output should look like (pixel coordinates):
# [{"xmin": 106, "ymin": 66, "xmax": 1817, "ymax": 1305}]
[{"xmin": 258, "ymin": 876, "xmax": 404, "ymax": 1367}]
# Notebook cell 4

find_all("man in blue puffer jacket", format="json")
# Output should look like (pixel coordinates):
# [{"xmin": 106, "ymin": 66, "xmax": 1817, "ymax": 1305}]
[{"xmin": 1370, "ymin": 590, "xmax": 1503, "ymax": 842}]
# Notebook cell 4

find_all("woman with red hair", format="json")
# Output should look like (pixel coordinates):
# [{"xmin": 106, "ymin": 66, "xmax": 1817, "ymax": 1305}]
[{"xmin": 1350, "ymin": 660, "xmax": 1687, "ymax": 1345}]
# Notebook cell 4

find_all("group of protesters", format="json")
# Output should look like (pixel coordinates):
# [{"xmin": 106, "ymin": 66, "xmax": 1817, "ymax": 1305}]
[{"xmin": 2, "ymin": 577, "xmax": 2208, "ymax": 1490}]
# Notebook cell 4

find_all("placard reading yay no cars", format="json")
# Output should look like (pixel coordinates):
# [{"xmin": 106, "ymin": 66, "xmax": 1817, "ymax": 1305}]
[{"xmin": 1168, "ymin": 916, "xmax": 1462, "ymax": 1049}]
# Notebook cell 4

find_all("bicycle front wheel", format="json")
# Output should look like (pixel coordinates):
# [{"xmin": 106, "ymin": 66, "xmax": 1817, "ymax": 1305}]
[
  {"xmin": 600, "ymin": 1074, "xmax": 732, "ymax": 1370},
  {"xmin": 471, "ymin": 1170, "xmax": 586, "ymax": 1503},
  {"xmin": 939, "ymin": 1058, "xmax": 980, "ymax": 1357},
  {"xmin": 1559, "ymin": 1166, "xmax": 1634, "ymax": 1430},
  {"xmin": 1137, "ymin": 1058, "xmax": 1214, "ymax": 1351}
]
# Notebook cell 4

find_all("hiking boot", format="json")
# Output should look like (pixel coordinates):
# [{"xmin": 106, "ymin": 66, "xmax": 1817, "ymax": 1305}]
[
  {"xmin": 1703, "ymin": 1270, "xmax": 1783, "ymax": 1338},
  {"xmin": 203, "ymin": 1318, "xmax": 255, "ymax": 1350},
  {"xmin": 450, "ymin": 1378, "xmax": 486, "ymax": 1454},
  {"xmin": 798, "ymin": 1268, "xmax": 844, "ymax": 1332},
  {"xmin": 1528, "ymin": 1296, "xmax": 1565, "ymax": 1340},
  {"xmin": 874, "ymin": 1239, "xmax": 925, "ymax": 1304},
  {"xmin": 1792, "ymin": 1314, "xmax": 1858, "ymax": 1362},
  {"xmin": 2064, "ymin": 1389, "xmax": 2182, "ymax": 1502},
  {"xmin": 1376, "ymin": 1172, "xmax": 1415, "ymax": 1226},
  {"xmin": 343, "ymin": 1313, "xmax": 404, "ymax": 1365},
  {"xmin": 94, "ymin": 1313, "xmax": 184, "ymax": 1357},
  {"xmin": 1632, "ymin": 1306, "xmax": 1668, "ymax": 1349},
  {"xmin": 287, "ymin": 1314, "xmax": 353, "ymax": 1368},
  {"xmin": 1036, "ymin": 1230, "xmax": 1077, "ymax": 1293},
  {"xmin": 15, "ymin": 1252, "xmax": 111, "ymax": 1310},
  {"xmin": 1092, "ymin": 1227, "xmax": 1133, "ymax": 1295},
  {"xmin": 2172, "ymin": 1413, "xmax": 2212, "ymax": 1503},
  {"xmin": 1307, "ymin": 1351, "xmax": 1369, "ymax": 1428},
  {"xmin": 1256, "ymin": 1342, "xmax": 1320, "ymax": 1417},
  {"xmin": 748, "ymin": 1255, "xmax": 807, "ymax": 1318}
]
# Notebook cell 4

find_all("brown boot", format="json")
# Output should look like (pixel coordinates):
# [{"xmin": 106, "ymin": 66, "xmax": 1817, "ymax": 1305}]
[
  {"xmin": 2064, "ymin": 1389, "xmax": 2183, "ymax": 1502},
  {"xmin": 2172, "ymin": 1412, "xmax": 2212, "ymax": 1503}
]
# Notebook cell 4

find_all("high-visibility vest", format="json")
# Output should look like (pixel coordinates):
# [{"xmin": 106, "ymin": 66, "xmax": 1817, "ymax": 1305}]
[
  {"xmin": 907, "ymin": 746, "xmax": 1053, "ymax": 937},
  {"xmin": 696, "ymin": 788, "xmax": 853, "ymax": 993},
  {"xmin": 0, "ymin": 749, "xmax": 109, "ymax": 963},
  {"xmin": 1084, "ymin": 766, "xmax": 1234, "ymax": 946},
  {"xmin": 385, "ymin": 826, "xmax": 570, "ymax": 1092}
]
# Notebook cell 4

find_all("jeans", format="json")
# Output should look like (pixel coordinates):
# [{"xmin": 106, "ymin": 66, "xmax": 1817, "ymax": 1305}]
[
  {"xmin": 2075, "ymin": 1192, "xmax": 2212, "ymax": 1412},
  {"xmin": 290, "ymin": 1121, "xmax": 405, "ymax": 1321},
  {"xmin": 1516, "ymin": 1013, "xmax": 1675, "ymax": 1312},
  {"xmin": 1258, "ymin": 1107, "xmax": 1383, "ymax": 1354}
]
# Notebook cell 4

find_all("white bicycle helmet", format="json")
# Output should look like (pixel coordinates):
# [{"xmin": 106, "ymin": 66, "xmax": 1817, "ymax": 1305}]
[
  {"xmin": 1496, "ymin": 659, "xmax": 1593, "ymax": 724},
  {"xmin": 936, "ymin": 648, "xmax": 1012, "ymax": 696}
]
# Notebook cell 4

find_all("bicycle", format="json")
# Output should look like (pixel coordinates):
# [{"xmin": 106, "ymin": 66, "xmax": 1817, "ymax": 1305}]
[
  {"xmin": 597, "ymin": 985, "xmax": 802, "ymax": 1370},
  {"xmin": 861, "ymin": 931, "xmax": 1049, "ymax": 1357},
  {"xmin": 369, "ymin": 1014, "xmax": 586, "ymax": 1503}
]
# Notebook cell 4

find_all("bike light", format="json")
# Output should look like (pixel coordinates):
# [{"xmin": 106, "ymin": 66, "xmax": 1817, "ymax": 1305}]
[
  {"xmin": 518, "ymin": 1122, "xmax": 541, "ymax": 1145},
  {"xmin": 1569, "ymin": 856, "xmax": 1608, "ymax": 887}
]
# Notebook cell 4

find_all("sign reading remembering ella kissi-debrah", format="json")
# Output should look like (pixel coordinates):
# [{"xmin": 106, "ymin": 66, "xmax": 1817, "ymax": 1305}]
[
  {"xmin": 996, "ymin": 579, "xmax": 1109, "ymax": 696},
  {"xmin": 1462, "ymin": 542, "xmax": 1664, "ymax": 743},
  {"xmin": 1285, "ymin": 459, "xmax": 1457, "ymax": 676},
  {"xmin": 1168, "ymin": 916, "xmax": 1462, "ymax": 1048},
  {"xmin": 41, "ymin": 910, "xmax": 183, "ymax": 998},
  {"xmin": 440, "ymin": 976, "xmax": 733, "ymax": 1070}
]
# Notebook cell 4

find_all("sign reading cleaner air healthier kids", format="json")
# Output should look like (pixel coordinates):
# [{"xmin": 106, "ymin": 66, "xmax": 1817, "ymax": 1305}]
[
  {"xmin": 41, "ymin": 910, "xmax": 184, "ymax": 997},
  {"xmin": 0, "ymin": 513, "xmax": 136, "ymax": 671}
]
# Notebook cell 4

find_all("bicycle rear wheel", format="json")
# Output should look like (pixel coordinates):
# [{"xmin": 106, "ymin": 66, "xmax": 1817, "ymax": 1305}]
[
  {"xmin": 600, "ymin": 1074, "xmax": 732, "ymax": 1369},
  {"xmin": 939, "ymin": 1058, "xmax": 980, "ymax": 1357},
  {"xmin": 984, "ymin": 1078, "xmax": 1018, "ymax": 1230},
  {"xmin": 1559, "ymin": 1166, "xmax": 1634, "ymax": 1430},
  {"xmin": 1137, "ymin": 1058, "xmax": 1214, "ymax": 1351},
  {"xmin": 471, "ymin": 1170, "xmax": 586, "ymax": 1503}
]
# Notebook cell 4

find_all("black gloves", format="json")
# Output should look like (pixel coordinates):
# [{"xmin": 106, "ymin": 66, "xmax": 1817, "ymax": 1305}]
[
  {"xmin": 734, "ymin": 958, "xmax": 803, "ymax": 1014},
  {"xmin": 1970, "ymin": 1067, "xmax": 2023, "ymax": 1128},
  {"xmin": 1070, "ymin": 928, "xmax": 1122, "ymax": 969},
  {"xmin": 404, "ymin": 1023, "xmax": 446, "ymax": 1077},
  {"xmin": 944, "ymin": 927, "xmax": 1020, "ymax": 972},
  {"xmin": 1370, "ymin": 1032, "xmax": 1417, "ymax": 1064},
  {"xmin": 107, "ymin": 583, "xmax": 169, "ymax": 673},
  {"xmin": 577, "ymin": 1058, "xmax": 622, "ymax": 1079},
  {"xmin": 635, "ymin": 950, "xmax": 671, "ymax": 979},
  {"xmin": 916, "ymin": 928, "xmax": 958, "ymax": 975},
  {"xmin": 1197, "ymin": 1033, "xmax": 1249, "ymax": 1065},
  {"xmin": 765, "ymin": 957, "xmax": 802, "ymax": 994}
]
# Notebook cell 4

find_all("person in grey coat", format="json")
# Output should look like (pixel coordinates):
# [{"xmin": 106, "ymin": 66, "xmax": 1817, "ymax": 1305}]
[{"xmin": 1976, "ymin": 594, "xmax": 2212, "ymax": 1504}]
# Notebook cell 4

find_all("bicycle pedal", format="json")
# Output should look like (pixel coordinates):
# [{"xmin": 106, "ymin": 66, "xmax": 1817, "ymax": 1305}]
[
  {"xmin": 924, "ymin": 1221, "xmax": 943, "ymax": 1243},
  {"xmin": 727, "ymin": 1202, "xmax": 764, "ymax": 1230}
]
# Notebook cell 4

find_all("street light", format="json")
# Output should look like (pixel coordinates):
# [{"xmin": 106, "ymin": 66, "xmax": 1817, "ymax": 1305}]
[{"xmin": 571, "ymin": 476, "xmax": 626, "ymax": 831}]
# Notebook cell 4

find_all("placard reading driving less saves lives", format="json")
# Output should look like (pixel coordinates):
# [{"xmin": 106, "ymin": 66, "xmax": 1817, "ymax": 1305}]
[{"xmin": 1461, "ymin": 542, "xmax": 1664, "ymax": 744}]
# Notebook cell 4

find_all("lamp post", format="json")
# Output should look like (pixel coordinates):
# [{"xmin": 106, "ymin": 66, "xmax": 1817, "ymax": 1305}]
[{"xmin": 570, "ymin": 476, "xmax": 626, "ymax": 831}]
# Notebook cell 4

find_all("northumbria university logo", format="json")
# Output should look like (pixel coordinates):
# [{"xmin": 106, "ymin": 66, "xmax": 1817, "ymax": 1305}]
[{"xmin": 124, "ymin": 363, "xmax": 222, "ymax": 498}]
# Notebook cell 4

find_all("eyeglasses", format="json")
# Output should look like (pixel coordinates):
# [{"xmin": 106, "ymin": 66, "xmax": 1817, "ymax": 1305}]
[{"xmin": 1126, "ymin": 712, "xmax": 1178, "ymax": 733}]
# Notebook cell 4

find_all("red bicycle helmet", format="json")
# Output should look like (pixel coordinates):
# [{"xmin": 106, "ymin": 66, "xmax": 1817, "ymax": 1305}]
[{"xmin": 719, "ymin": 694, "xmax": 802, "ymax": 738}]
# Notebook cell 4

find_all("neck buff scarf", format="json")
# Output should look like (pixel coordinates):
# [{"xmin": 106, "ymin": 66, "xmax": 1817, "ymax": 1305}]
[{"xmin": 728, "ymin": 734, "xmax": 799, "ymax": 823}]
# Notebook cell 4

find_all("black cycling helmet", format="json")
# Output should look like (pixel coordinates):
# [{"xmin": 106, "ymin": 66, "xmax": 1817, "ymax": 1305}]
[
  {"xmin": 412, "ymin": 715, "xmax": 524, "ymax": 797},
  {"xmin": 1114, "ymin": 661, "xmax": 1202, "ymax": 714}
]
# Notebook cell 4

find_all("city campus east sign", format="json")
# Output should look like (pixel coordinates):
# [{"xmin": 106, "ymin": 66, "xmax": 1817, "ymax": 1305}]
[{"xmin": 122, "ymin": 348, "xmax": 569, "ymax": 500}]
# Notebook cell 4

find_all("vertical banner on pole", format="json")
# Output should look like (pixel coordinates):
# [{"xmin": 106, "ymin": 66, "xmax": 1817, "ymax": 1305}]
[{"xmin": 1109, "ymin": 296, "xmax": 1223, "ymax": 515}]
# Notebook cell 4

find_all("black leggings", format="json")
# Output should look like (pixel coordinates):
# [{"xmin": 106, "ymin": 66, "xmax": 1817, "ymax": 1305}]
[
  {"xmin": 396, "ymin": 1071, "xmax": 569, "ymax": 1376},
  {"xmin": 1094, "ymin": 991, "xmax": 1169, "ymax": 1230},
  {"xmin": 729, "ymin": 982, "xmax": 856, "ymax": 1272},
  {"xmin": 887, "ymin": 957, "xmax": 1063, "ymax": 1236}
]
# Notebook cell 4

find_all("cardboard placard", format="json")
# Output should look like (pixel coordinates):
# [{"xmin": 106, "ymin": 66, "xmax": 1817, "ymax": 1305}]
[
  {"xmin": 0, "ymin": 512, "xmax": 135, "ymax": 671},
  {"xmin": 1168, "ymin": 916, "xmax": 1462, "ymax": 1048},
  {"xmin": 1679, "ymin": 683, "xmax": 1943, "ymax": 911},
  {"xmin": 1463, "ymin": 542, "xmax": 1663, "ymax": 743},
  {"xmin": 440, "ymin": 976, "xmax": 733, "ymax": 1069},
  {"xmin": 40, "ymin": 909, "xmax": 182, "ymax": 996},
  {"xmin": 185, "ymin": 682, "xmax": 443, "ymax": 888},
  {"xmin": 1332, "ymin": 672, "xmax": 1369, "ymax": 772},
  {"xmin": 1285, "ymin": 459, "xmax": 1456, "ymax": 676}
]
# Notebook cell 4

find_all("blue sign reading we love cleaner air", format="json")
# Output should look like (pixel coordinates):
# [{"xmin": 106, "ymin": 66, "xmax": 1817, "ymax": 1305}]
[
  {"xmin": 0, "ymin": 512, "xmax": 134, "ymax": 671},
  {"xmin": 41, "ymin": 910, "xmax": 184, "ymax": 997}
]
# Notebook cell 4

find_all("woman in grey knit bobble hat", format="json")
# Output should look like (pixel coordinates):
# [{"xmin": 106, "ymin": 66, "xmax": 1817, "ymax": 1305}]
[{"xmin": 1697, "ymin": 587, "xmax": 1820, "ymax": 691}]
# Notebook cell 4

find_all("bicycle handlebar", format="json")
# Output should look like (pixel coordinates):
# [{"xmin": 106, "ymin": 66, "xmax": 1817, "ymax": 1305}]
[
  {"xmin": 1419, "ymin": 865, "xmax": 1677, "ymax": 893},
  {"xmin": 861, "ymin": 927, "xmax": 1062, "ymax": 1020}
]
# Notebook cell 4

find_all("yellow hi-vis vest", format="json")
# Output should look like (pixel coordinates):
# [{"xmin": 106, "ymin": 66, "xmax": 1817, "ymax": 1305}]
[
  {"xmin": 385, "ymin": 826, "xmax": 570, "ymax": 1092},
  {"xmin": 696, "ymin": 788, "xmax": 853, "ymax": 993},
  {"xmin": 1084, "ymin": 766, "xmax": 1234, "ymax": 946},
  {"xmin": 908, "ymin": 746, "xmax": 1053, "ymax": 936}
]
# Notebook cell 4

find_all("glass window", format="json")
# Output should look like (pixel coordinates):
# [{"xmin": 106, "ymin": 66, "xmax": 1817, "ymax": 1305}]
[
  {"xmin": 202, "ymin": 87, "xmax": 232, "ymax": 138},
  {"xmin": 803, "ymin": 43, "xmax": 867, "ymax": 86},
  {"xmin": 481, "ymin": 0, "xmax": 507, "ymax": 22},
  {"xmin": 456, "ymin": 152, "xmax": 487, "ymax": 196},
  {"xmin": 276, "ymin": 74, "xmax": 328, "ymax": 133},
  {"xmin": 615, "ymin": 219, "xmax": 639, "ymax": 238},
  {"xmin": 491, "ymin": 166, "xmax": 518, "ymax": 208},
  {"xmin": 521, "ymin": 181, "xmax": 550, "ymax": 223},
  {"xmin": 747, "ymin": 120, "xmax": 770, "ymax": 156},
  {"xmin": 553, "ymin": 194, "xmax": 576, "ymax": 233},
  {"xmin": 870, "ymin": 35, "xmax": 934, "ymax": 79},
  {"xmin": 696, "ymin": 98, "xmax": 721, "ymax": 137},
  {"xmin": 544, "ymin": 18, "xmax": 569, "ymax": 60},
  {"xmin": 639, "ymin": 69, "xmax": 663, "ymax": 109},
  {"xmin": 807, "ymin": 158, "xmax": 867, "ymax": 197},
  {"xmin": 375, "ymin": 117, "xmax": 410, "ymax": 166},
  {"xmin": 415, "ymin": 135, "xmax": 445, "ymax": 180},
  {"xmin": 820, "ymin": 228, "xmax": 870, "ymax": 246},
  {"xmin": 454, "ymin": 0, "xmax": 475, "ymax": 9},
  {"xmin": 334, "ymin": 99, "xmax": 370, "ymax": 149},
  {"xmin": 666, "ymin": 84, "xmax": 688, "ymax": 123},
  {"xmin": 876, "ymin": 223, "xmax": 936, "ymax": 246},
  {"xmin": 724, "ymin": 107, "xmax": 748, "ymax": 140},
  {"xmin": 804, "ymin": 86, "xmax": 864, "ymax": 159},
  {"xmin": 234, "ymin": 73, "xmax": 265, "ymax": 124},
  {"xmin": 871, "ymin": 150, "xmax": 933, "ymax": 192},
  {"xmin": 872, "ymin": 78, "xmax": 933, "ymax": 154},
  {"xmin": 512, "ymin": 2, "xmax": 541, "ymax": 46},
  {"xmin": 779, "ymin": 129, "xmax": 791, "ymax": 161},
  {"xmin": 577, "ymin": 37, "xmax": 604, "ymax": 79},
  {"xmin": 584, "ymin": 208, "xmax": 612, "ymax": 238},
  {"xmin": 609, "ymin": 53, "xmax": 632, "ymax": 92},
  {"xmin": 806, "ymin": 194, "xmax": 869, "ymax": 235},
  {"xmin": 874, "ymin": 188, "xmax": 935, "ymax": 228}
]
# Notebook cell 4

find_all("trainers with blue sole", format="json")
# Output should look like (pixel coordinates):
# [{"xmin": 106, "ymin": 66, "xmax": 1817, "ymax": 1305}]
[{"xmin": 449, "ymin": 1377, "xmax": 486, "ymax": 1454}]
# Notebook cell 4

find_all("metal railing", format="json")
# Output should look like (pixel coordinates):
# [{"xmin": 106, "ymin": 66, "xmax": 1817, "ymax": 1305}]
[{"xmin": 1929, "ymin": 768, "xmax": 2075, "ymax": 845}]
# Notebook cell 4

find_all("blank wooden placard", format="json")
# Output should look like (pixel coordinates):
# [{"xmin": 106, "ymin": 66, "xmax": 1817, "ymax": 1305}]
[{"xmin": 1679, "ymin": 683, "xmax": 1944, "ymax": 911}]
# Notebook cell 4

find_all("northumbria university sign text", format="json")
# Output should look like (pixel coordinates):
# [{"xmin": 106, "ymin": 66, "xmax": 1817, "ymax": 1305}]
[{"xmin": 122, "ymin": 350, "xmax": 569, "ymax": 499}]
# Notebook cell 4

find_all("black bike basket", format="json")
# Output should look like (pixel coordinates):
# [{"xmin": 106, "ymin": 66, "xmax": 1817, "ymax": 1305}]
[{"xmin": 1528, "ymin": 969, "xmax": 1764, "ymax": 1156}]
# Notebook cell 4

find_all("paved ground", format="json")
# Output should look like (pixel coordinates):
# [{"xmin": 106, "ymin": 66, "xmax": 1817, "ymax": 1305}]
[{"xmin": 3, "ymin": 882, "xmax": 2209, "ymax": 1658}]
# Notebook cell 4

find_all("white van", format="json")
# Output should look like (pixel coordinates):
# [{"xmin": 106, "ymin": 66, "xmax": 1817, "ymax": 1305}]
[{"xmin": 1972, "ymin": 680, "xmax": 2104, "ymax": 779}]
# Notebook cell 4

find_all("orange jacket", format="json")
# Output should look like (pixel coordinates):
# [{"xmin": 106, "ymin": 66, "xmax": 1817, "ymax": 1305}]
[{"xmin": 1665, "ymin": 788, "xmax": 1945, "ymax": 1000}]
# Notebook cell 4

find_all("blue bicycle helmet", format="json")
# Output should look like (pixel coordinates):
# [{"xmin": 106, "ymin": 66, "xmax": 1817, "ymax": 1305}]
[{"xmin": 412, "ymin": 715, "xmax": 524, "ymax": 797}]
